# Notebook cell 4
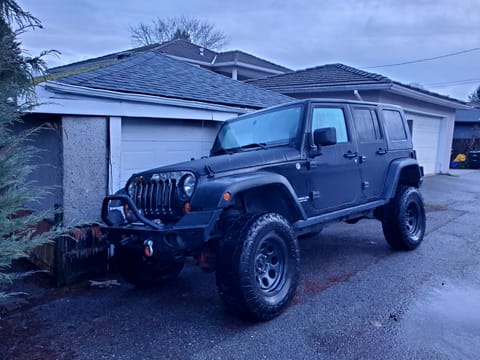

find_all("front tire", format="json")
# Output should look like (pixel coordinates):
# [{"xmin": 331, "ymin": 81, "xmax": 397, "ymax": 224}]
[
  {"xmin": 216, "ymin": 213, "xmax": 300, "ymax": 321},
  {"xmin": 382, "ymin": 186, "xmax": 426, "ymax": 250}
]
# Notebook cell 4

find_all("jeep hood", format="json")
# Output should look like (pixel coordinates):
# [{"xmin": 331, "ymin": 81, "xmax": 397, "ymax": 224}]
[{"xmin": 133, "ymin": 147, "xmax": 301, "ymax": 178}]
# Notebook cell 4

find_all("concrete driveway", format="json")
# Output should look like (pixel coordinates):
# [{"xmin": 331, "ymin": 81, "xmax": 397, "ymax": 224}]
[{"xmin": 1, "ymin": 170, "xmax": 480, "ymax": 359}]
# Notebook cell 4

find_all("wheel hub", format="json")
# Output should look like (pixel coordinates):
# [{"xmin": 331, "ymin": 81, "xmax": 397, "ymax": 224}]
[{"xmin": 254, "ymin": 238, "xmax": 285, "ymax": 292}]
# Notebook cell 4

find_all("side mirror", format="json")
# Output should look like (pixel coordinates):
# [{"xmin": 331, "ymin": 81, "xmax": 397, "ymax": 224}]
[{"xmin": 314, "ymin": 127, "xmax": 337, "ymax": 147}]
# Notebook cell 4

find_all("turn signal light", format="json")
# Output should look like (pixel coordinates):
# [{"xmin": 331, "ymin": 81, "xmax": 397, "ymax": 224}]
[
  {"xmin": 223, "ymin": 192, "xmax": 232, "ymax": 202},
  {"xmin": 184, "ymin": 202, "xmax": 191, "ymax": 213}
]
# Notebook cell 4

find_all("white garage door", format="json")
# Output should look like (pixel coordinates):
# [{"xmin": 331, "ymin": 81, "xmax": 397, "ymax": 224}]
[
  {"xmin": 406, "ymin": 112, "xmax": 442, "ymax": 175},
  {"xmin": 120, "ymin": 118, "xmax": 220, "ymax": 185}
]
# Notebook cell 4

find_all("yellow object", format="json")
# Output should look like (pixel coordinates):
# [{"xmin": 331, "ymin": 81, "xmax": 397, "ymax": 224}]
[{"xmin": 453, "ymin": 153, "xmax": 466, "ymax": 162}]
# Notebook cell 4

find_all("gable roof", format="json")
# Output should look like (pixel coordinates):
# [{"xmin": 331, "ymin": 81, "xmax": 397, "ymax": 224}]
[
  {"xmin": 214, "ymin": 50, "xmax": 291, "ymax": 73},
  {"xmin": 249, "ymin": 63, "xmax": 469, "ymax": 109},
  {"xmin": 249, "ymin": 63, "xmax": 391, "ymax": 90},
  {"xmin": 54, "ymin": 50, "xmax": 293, "ymax": 109},
  {"xmin": 47, "ymin": 39, "xmax": 291, "ymax": 79},
  {"xmin": 156, "ymin": 39, "xmax": 217, "ymax": 63}
]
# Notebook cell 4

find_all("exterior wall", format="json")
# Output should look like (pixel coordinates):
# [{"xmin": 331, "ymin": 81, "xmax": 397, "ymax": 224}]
[
  {"xmin": 14, "ymin": 115, "xmax": 63, "ymax": 214},
  {"xmin": 62, "ymin": 116, "xmax": 108, "ymax": 224},
  {"xmin": 453, "ymin": 123, "xmax": 480, "ymax": 139},
  {"xmin": 452, "ymin": 122, "xmax": 480, "ymax": 157}
]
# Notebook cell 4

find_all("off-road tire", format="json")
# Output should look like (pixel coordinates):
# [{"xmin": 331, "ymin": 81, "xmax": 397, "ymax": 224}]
[
  {"xmin": 216, "ymin": 213, "xmax": 300, "ymax": 321},
  {"xmin": 382, "ymin": 186, "xmax": 426, "ymax": 250},
  {"xmin": 117, "ymin": 247, "xmax": 184, "ymax": 288}
]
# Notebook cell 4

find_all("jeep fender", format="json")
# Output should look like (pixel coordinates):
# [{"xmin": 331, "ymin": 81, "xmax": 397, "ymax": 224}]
[
  {"xmin": 190, "ymin": 171, "xmax": 307, "ymax": 222},
  {"xmin": 382, "ymin": 158, "xmax": 424, "ymax": 201}
]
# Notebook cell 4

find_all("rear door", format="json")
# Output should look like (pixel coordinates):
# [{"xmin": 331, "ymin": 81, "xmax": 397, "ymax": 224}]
[{"xmin": 351, "ymin": 106, "xmax": 389, "ymax": 200}]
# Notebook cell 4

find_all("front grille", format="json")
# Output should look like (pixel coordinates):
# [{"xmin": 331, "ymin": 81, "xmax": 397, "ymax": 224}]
[
  {"xmin": 132, "ymin": 178, "xmax": 177, "ymax": 218},
  {"xmin": 128, "ymin": 171, "xmax": 194, "ymax": 222}
]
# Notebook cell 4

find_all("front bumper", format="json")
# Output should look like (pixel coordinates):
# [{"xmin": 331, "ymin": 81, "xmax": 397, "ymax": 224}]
[{"xmin": 101, "ymin": 195, "xmax": 221, "ymax": 256}]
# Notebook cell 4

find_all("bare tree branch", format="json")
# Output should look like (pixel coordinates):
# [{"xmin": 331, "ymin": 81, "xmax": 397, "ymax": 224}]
[{"xmin": 130, "ymin": 16, "xmax": 228, "ymax": 51}]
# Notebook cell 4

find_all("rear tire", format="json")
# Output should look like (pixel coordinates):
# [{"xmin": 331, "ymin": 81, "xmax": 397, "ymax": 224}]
[
  {"xmin": 117, "ymin": 247, "xmax": 184, "ymax": 288},
  {"xmin": 216, "ymin": 213, "xmax": 300, "ymax": 321},
  {"xmin": 382, "ymin": 186, "xmax": 426, "ymax": 250}
]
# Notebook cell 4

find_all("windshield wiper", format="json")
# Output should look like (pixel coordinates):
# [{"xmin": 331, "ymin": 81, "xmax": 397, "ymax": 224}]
[
  {"xmin": 215, "ymin": 142, "xmax": 268, "ymax": 155},
  {"xmin": 239, "ymin": 142, "xmax": 268, "ymax": 150}
]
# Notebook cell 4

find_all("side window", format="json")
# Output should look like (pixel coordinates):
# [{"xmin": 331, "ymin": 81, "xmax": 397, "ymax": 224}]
[
  {"xmin": 353, "ymin": 108, "xmax": 383, "ymax": 142},
  {"xmin": 382, "ymin": 110, "xmax": 408, "ymax": 141},
  {"xmin": 407, "ymin": 119, "xmax": 414, "ymax": 137},
  {"xmin": 312, "ymin": 107, "xmax": 349, "ymax": 143}
]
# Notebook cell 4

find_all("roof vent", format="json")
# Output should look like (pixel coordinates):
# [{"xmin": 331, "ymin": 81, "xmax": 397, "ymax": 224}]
[
  {"xmin": 117, "ymin": 52, "xmax": 132, "ymax": 60},
  {"xmin": 199, "ymin": 47, "xmax": 204, "ymax": 56}
]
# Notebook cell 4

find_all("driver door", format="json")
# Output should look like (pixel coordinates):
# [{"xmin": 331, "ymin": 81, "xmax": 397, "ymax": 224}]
[{"xmin": 307, "ymin": 105, "xmax": 362, "ymax": 215}]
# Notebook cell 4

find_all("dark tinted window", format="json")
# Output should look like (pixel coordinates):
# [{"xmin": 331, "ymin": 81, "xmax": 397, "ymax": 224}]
[
  {"xmin": 353, "ymin": 108, "xmax": 382, "ymax": 142},
  {"xmin": 382, "ymin": 110, "xmax": 407, "ymax": 141}
]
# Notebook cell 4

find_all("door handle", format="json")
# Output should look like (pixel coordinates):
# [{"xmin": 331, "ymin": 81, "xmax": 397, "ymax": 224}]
[
  {"xmin": 376, "ymin": 148, "xmax": 388, "ymax": 155},
  {"xmin": 344, "ymin": 151, "xmax": 358, "ymax": 159}
]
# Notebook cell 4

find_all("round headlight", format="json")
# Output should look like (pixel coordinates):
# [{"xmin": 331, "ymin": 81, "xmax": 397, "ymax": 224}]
[{"xmin": 182, "ymin": 174, "xmax": 196, "ymax": 198}]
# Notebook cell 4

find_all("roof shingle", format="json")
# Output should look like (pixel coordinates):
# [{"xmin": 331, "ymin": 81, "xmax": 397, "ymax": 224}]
[{"xmin": 56, "ymin": 50, "xmax": 293, "ymax": 109}]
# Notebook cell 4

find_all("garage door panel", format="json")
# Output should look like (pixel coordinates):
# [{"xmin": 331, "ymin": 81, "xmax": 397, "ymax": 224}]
[
  {"xmin": 120, "ymin": 118, "xmax": 219, "ymax": 185},
  {"xmin": 406, "ymin": 113, "xmax": 441, "ymax": 175}
]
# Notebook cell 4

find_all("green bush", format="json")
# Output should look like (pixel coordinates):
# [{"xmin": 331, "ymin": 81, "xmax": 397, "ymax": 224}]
[{"xmin": 0, "ymin": 0, "xmax": 59, "ymax": 299}]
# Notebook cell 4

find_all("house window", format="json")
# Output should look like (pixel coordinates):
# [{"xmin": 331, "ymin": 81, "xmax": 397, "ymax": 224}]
[
  {"xmin": 382, "ymin": 110, "xmax": 408, "ymax": 141},
  {"xmin": 312, "ymin": 107, "xmax": 349, "ymax": 143}
]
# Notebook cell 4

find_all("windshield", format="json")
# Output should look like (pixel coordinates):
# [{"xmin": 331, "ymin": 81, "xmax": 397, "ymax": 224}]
[{"xmin": 211, "ymin": 104, "xmax": 303, "ymax": 155}]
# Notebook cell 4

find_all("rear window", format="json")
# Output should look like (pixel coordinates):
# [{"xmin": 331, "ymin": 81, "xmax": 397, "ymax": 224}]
[{"xmin": 382, "ymin": 110, "xmax": 408, "ymax": 141}]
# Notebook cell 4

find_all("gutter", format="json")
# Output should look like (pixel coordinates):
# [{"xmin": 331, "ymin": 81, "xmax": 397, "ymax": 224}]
[
  {"xmin": 42, "ymin": 81, "xmax": 252, "ymax": 114},
  {"xmin": 267, "ymin": 83, "xmax": 391, "ymax": 94},
  {"xmin": 389, "ymin": 84, "xmax": 472, "ymax": 110},
  {"xmin": 260, "ymin": 81, "xmax": 471, "ymax": 110}
]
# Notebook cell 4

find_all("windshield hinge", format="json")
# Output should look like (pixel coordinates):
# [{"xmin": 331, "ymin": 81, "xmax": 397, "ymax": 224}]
[{"xmin": 205, "ymin": 164, "xmax": 215, "ymax": 178}]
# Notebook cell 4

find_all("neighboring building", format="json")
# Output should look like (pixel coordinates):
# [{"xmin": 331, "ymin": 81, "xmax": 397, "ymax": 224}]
[
  {"xmin": 29, "ymin": 49, "xmax": 293, "ymax": 224},
  {"xmin": 47, "ymin": 39, "xmax": 292, "ymax": 81},
  {"xmin": 453, "ymin": 108, "xmax": 480, "ymax": 156},
  {"xmin": 249, "ymin": 63, "xmax": 471, "ymax": 175}
]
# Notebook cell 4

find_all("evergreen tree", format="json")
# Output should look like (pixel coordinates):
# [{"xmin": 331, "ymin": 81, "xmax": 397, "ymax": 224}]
[
  {"xmin": 468, "ymin": 85, "xmax": 480, "ymax": 105},
  {"xmin": 0, "ymin": 0, "xmax": 58, "ymax": 298}
]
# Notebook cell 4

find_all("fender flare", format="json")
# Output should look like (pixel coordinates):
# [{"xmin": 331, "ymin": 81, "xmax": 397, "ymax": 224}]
[
  {"xmin": 382, "ymin": 158, "xmax": 424, "ymax": 200},
  {"xmin": 190, "ymin": 171, "xmax": 307, "ymax": 220}
]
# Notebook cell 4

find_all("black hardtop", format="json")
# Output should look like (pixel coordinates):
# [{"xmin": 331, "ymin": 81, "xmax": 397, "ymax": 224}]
[{"xmin": 223, "ymin": 98, "xmax": 404, "ymax": 122}]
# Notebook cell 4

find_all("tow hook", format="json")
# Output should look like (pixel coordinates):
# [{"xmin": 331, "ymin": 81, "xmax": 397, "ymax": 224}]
[{"xmin": 144, "ymin": 240, "xmax": 154, "ymax": 257}]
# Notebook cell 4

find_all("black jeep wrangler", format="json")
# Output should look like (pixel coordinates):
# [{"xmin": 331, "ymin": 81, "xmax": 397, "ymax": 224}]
[{"xmin": 101, "ymin": 99, "xmax": 425, "ymax": 321}]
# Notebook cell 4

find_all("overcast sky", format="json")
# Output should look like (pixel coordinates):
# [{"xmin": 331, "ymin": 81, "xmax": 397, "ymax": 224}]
[{"xmin": 17, "ymin": 0, "xmax": 480, "ymax": 101}]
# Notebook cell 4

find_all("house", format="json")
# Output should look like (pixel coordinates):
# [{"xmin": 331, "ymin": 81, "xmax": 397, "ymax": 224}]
[
  {"xmin": 29, "ymin": 49, "xmax": 293, "ymax": 225},
  {"xmin": 249, "ymin": 64, "xmax": 471, "ymax": 175},
  {"xmin": 452, "ymin": 108, "xmax": 480, "ymax": 157},
  {"xmin": 47, "ymin": 39, "xmax": 292, "ymax": 81}
]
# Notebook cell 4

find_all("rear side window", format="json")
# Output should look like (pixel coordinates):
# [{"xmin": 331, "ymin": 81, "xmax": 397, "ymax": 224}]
[
  {"xmin": 312, "ymin": 107, "xmax": 349, "ymax": 143},
  {"xmin": 382, "ymin": 110, "xmax": 408, "ymax": 141},
  {"xmin": 353, "ymin": 108, "xmax": 382, "ymax": 142}
]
